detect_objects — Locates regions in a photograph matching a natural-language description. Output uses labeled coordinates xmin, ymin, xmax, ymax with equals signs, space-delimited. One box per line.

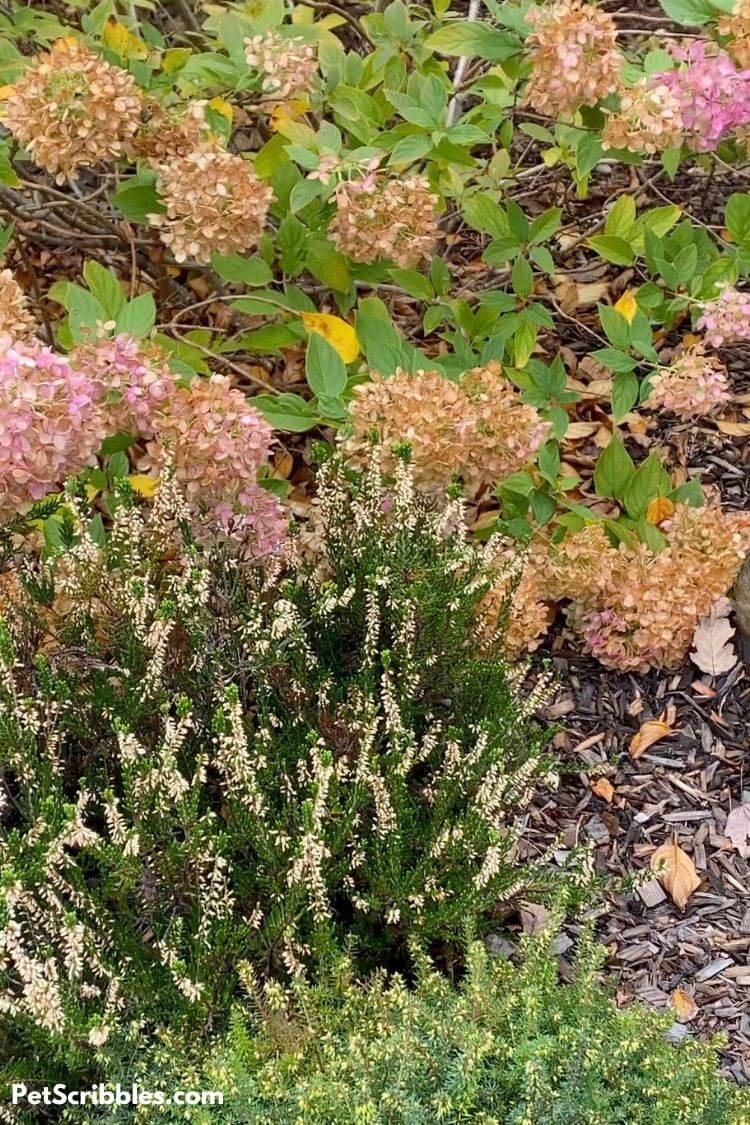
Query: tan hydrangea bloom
xmin=525 ymin=0 xmax=622 ymax=118
xmin=150 ymin=147 xmax=273 ymax=264
xmin=0 ymin=269 xmax=37 ymax=339
xmin=129 ymin=99 xmax=211 ymax=165
xmin=718 ymin=0 xmax=750 ymax=67
xmin=602 ymin=79 xmax=684 ymax=153
xmin=647 ymin=345 xmax=730 ymax=420
xmin=341 ymin=363 xmax=550 ymax=493
xmin=244 ymin=30 xmax=318 ymax=104
xmin=1 ymin=38 xmax=143 ymax=182
xmin=329 ymin=176 xmax=439 ymax=269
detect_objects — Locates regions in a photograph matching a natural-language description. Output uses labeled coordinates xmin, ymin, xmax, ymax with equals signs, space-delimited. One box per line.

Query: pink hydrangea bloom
xmin=144 ymin=374 xmax=286 ymax=558
xmin=73 ymin=334 xmax=178 ymax=436
xmin=0 ymin=334 xmax=107 ymax=512
xmin=654 ymin=42 xmax=750 ymax=151
xmin=648 ymin=345 xmax=730 ymax=419
xmin=696 ymin=287 xmax=750 ymax=347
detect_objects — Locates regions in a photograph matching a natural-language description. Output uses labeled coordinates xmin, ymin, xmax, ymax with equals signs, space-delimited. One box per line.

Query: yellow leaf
xmin=614 ymin=290 xmax=638 ymax=323
xmin=301 ymin=312 xmax=360 ymax=364
xmin=0 ymin=85 xmax=14 ymax=100
xmin=629 ymin=718 xmax=674 ymax=759
xmin=670 ymin=988 xmax=698 ymax=1022
xmin=85 ymin=484 xmax=101 ymax=503
xmin=208 ymin=96 xmax=234 ymax=124
xmin=102 ymin=20 xmax=149 ymax=61
xmin=128 ymin=474 xmax=158 ymax=500
xmin=270 ymin=98 xmax=312 ymax=135
xmin=591 ymin=778 xmax=614 ymax=803
xmin=650 ymin=841 xmax=701 ymax=910
xmin=646 ymin=496 xmax=675 ymax=525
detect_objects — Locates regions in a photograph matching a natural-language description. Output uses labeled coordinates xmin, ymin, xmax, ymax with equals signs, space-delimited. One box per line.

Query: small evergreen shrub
xmin=0 ymin=459 xmax=557 ymax=1077
xmin=69 ymin=924 xmax=748 ymax=1125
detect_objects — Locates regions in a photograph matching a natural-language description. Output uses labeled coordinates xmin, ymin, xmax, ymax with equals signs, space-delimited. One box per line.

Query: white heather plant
xmin=0 ymin=458 xmax=564 ymax=1084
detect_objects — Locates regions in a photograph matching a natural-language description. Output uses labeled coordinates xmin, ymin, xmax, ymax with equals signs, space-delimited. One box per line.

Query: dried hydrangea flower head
xmin=342 ymin=362 xmax=549 ymax=492
xmin=0 ymin=335 xmax=107 ymax=512
xmin=329 ymin=172 xmax=439 ymax=269
xmin=697 ymin=286 xmax=750 ymax=347
xmin=0 ymin=269 xmax=37 ymax=339
xmin=129 ymin=99 xmax=211 ymax=165
xmin=524 ymin=0 xmax=622 ymax=117
xmin=647 ymin=345 xmax=730 ymax=420
xmin=245 ymin=30 xmax=318 ymax=104
xmin=150 ymin=147 xmax=273 ymax=264
xmin=1 ymin=38 xmax=143 ymax=182
xmin=72 ymin=333 xmax=178 ymax=437
xmin=718 ymin=0 xmax=750 ymax=67
xmin=655 ymin=42 xmax=750 ymax=151
xmin=330 ymin=167 xmax=440 ymax=267
xmin=602 ymin=78 xmax=684 ymax=153
xmin=143 ymin=374 xmax=285 ymax=558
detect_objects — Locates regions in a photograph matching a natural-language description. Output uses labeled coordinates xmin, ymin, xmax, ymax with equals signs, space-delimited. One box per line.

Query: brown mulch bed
xmin=527 ymin=649 xmax=750 ymax=1082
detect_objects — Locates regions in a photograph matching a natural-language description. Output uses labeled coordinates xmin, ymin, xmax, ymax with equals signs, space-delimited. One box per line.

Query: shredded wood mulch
xmin=526 ymin=647 xmax=750 ymax=1082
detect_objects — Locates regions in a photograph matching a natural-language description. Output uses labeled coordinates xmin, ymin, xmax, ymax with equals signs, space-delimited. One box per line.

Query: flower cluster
xmin=0 ymin=334 xmax=107 ymax=513
xmin=141 ymin=373 xmax=285 ymax=557
xmin=129 ymin=98 xmax=210 ymax=166
xmin=0 ymin=269 xmax=37 ymax=339
xmin=602 ymin=78 xmax=684 ymax=153
xmin=244 ymin=30 xmax=319 ymax=104
xmin=149 ymin=148 xmax=273 ymax=263
xmin=718 ymin=0 xmax=750 ymax=68
xmin=697 ymin=286 xmax=750 ymax=347
xmin=483 ymin=508 xmax=750 ymax=671
xmin=72 ymin=333 xmax=178 ymax=436
xmin=655 ymin=42 xmax=750 ymax=151
xmin=1 ymin=38 xmax=142 ymax=182
xmin=341 ymin=363 xmax=550 ymax=492
xmin=329 ymin=175 xmax=439 ymax=268
xmin=647 ymin=345 xmax=730 ymax=419
xmin=524 ymin=0 xmax=622 ymax=118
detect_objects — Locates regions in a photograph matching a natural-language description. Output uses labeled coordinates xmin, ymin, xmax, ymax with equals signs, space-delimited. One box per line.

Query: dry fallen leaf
xmin=670 ymin=988 xmax=698 ymax=1022
xmin=716 ymin=420 xmax=750 ymax=437
xmin=651 ymin=841 xmax=701 ymax=909
xmin=630 ymin=718 xmax=674 ymax=759
xmin=591 ymin=777 xmax=615 ymax=802
xmin=690 ymin=598 xmax=738 ymax=677
xmin=724 ymin=804 xmax=750 ymax=858
xmin=646 ymin=496 xmax=675 ymax=525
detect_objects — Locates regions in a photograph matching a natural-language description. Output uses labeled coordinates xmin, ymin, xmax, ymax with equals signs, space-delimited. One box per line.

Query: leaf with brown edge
xmin=630 ymin=719 xmax=673 ymax=759
xmin=650 ymin=841 xmax=701 ymax=909
xmin=670 ymin=988 xmax=698 ymax=1022
xmin=591 ymin=778 xmax=614 ymax=803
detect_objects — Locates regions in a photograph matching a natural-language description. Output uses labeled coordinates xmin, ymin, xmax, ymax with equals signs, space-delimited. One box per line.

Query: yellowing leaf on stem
xmin=301 ymin=312 xmax=360 ymax=364
xmin=208 ymin=96 xmax=234 ymax=124
xmin=614 ymin=290 xmax=638 ymax=323
xmin=646 ymin=496 xmax=675 ymax=525
xmin=270 ymin=98 xmax=311 ymax=134
xmin=650 ymin=840 xmax=701 ymax=909
xmin=629 ymin=718 xmax=674 ymax=759
xmin=102 ymin=20 xmax=149 ymax=60
xmin=128 ymin=474 xmax=158 ymax=500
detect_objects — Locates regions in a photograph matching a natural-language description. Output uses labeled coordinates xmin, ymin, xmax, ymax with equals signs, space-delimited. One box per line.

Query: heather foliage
xmin=0 ymin=460 xmax=558 ymax=1077
xmin=70 ymin=923 xmax=745 ymax=1125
